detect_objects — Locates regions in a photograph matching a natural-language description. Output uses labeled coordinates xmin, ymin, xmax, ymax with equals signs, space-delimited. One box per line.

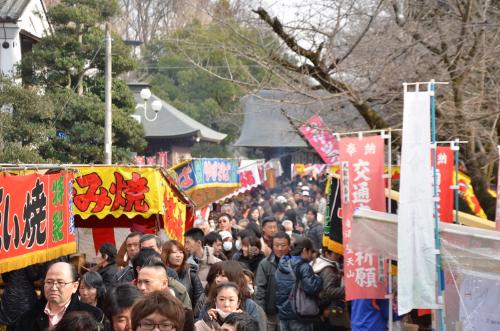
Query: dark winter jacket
xmin=198 ymin=298 xmax=267 ymax=331
xmin=15 ymin=293 xmax=104 ymax=331
xmin=235 ymin=252 xmax=265 ymax=273
xmin=306 ymin=220 xmax=324 ymax=251
xmin=98 ymin=263 xmax=119 ymax=289
xmin=112 ymin=264 xmax=134 ymax=284
xmin=254 ymin=253 xmax=279 ymax=315
xmin=311 ymin=256 xmax=345 ymax=308
xmin=178 ymin=264 xmax=204 ymax=310
xmin=0 ymin=264 xmax=44 ymax=328
xmin=275 ymin=255 xmax=323 ymax=320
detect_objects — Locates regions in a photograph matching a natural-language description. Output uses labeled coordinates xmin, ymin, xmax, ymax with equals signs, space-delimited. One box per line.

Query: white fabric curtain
xmin=397 ymin=87 xmax=438 ymax=313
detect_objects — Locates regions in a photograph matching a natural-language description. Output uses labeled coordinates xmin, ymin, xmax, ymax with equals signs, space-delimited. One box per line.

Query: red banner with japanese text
xmin=433 ymin=146 xmax=454 ymax=223
xmin=0 ymin=172 xmax=75 ymax=273
xmin=339 ymin=135 xmax=387 ymax=300
xmin=299 ymin=114 xmax=340 ymax=165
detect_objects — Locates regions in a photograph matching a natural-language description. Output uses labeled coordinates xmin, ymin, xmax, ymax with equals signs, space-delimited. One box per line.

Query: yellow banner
xmin=73 ymin=167 xmax=165 ymax=220
xmin=163 ymin=185 xmax=187 ymax=243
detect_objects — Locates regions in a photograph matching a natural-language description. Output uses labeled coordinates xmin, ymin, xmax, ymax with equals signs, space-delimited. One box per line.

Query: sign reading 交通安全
xmin=339 ymin=135 xmax=387 ymax=300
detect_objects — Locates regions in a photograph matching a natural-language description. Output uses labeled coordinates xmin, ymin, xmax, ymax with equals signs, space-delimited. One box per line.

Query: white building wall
xmin=0 ymin=0 xmax=50 ymax=78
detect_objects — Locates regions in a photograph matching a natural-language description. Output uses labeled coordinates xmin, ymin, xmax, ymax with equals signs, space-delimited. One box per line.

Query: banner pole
xmin=383 ymin=130 xmax=393 ymax=331
xmin=430 ymin=80 xmax=446 ymax=331
xmin=452 ymin=139 xmax=460 ymax=224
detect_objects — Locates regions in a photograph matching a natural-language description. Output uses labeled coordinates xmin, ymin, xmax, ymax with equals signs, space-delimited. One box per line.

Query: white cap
xmin=219 ymin=230 xmax=232 ymax=241
xmin=276 ymin=195 xmax=287 ymax=204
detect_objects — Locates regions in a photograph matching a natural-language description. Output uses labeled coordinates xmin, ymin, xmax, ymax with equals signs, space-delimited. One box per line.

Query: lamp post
xmin=137 ymin=88 xmax=162 ymax=122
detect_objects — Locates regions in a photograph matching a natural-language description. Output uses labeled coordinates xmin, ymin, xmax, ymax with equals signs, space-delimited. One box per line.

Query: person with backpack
xmin=275 ymin=237 xmax=323 ymax=331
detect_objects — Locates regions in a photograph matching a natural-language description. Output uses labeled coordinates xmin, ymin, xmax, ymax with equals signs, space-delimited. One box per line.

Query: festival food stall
xmin=0 ymin=168 xmax=75 ymax=273
xmin=73 ymin=165 xmax=194 ymax=258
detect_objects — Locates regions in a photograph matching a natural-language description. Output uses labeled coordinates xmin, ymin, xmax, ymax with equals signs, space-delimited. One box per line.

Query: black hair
xmin=54 ymin=311 xmax=100 ymax=331
xmin=184 ymin=227 xmax=205 ymax=243
xmin=218 ymin=212 xmax=232 ymax=221
xmin=223 ymin=312 xmax=259 ymax=331
xmin=131 ymin=248 xmax=162 ymax=279
xmin=126 ymin=231 xmax=143 ymax=241
xmin=103 ymin=283 xmax=142 ymax=321
xmin=238 ymin=229 xmax=257 ymax=241
xmin=271 ymin=203 xmax=285 ymax=214
xmin=204 ymin=231 xmax=223 ymax=246
xmin=290 ymin=237 xmax=314 ymax=256
xmin=261 ymin=216 xmax=277 ymax=228
xmin=272 ymin=231 xmax=291 ymax=246
xmin=80 ymin=271 xmax=106 ymax=308
xmin=98 ymin=243 xmax=117 ymax=264
xmin=306 ymin=207 xmax=318 ymax=218
xmin=140 ymin=260 xmax=169 ymax=278
xmin=245 ymin=222 xmax=262 ymax=238
xmin=284 ymin=209 xmax=297 ymax=224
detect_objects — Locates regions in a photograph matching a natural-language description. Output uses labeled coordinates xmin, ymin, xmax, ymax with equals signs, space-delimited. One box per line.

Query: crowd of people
xmin=0 ymin=175 xmax=385 ymax=331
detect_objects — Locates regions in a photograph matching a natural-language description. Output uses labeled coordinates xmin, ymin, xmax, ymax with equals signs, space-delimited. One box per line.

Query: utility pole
xmin=104 ymin=22 xmax=112 ymax=164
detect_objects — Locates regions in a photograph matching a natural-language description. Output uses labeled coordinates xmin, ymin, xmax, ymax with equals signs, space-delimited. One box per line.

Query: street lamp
xmin=137 ymin=88 xmax=162 ymax=122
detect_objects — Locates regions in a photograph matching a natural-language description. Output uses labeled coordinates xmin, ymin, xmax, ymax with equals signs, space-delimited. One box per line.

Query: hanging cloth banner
xmin=398 ymin=88 xmax=438 ymax=314
xmin=322 ymin=175 xmax=344 ymax=254
xmin=433 ymin=146 xmax=455 ymax=223
xmin=339 ymin=135 xmax=387 ymax=300
xmin=173 ymin=159 xmax=240 ymax=208
xmin=0 ymin=172 xmax=76 ymax=273
xmin=299 ymin=114 xmax=340 ymax=165
xmin=73 ymin=167 xmax=165 ymax=220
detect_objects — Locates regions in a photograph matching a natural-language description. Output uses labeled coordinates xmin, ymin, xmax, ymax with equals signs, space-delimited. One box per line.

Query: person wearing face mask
xmin=194 ymin=283 xmax=244 ymax=331
xmin=233 ymin=232 xmax=265 ymax=274
xmin=282 ymin=220 xmax=302 ymax=244
xmin=219 ymin=230 xmax=237 ymax=260
xmin=241 ymin=270 xmax=255 ymax=298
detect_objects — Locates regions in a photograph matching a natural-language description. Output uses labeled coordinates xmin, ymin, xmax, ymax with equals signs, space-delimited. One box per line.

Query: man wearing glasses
xmin=16 ymin=262 xmax=104 ymax=331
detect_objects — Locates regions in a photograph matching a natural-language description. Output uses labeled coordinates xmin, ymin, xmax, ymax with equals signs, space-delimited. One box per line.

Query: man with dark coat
xmin=305 ymin=208 xmax=323 ymax=252
xmin=255 ymin=232 xmax=291 ymax=331
xmin=275 ymin=238 xmax=322 ymax=331
xmin=16 ymin=262 xmax=104 ymax=331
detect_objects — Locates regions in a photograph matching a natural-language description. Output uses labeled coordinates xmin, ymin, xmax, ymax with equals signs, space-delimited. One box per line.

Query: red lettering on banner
xmin=73 ymin=173 xmax=111 ymax=213
xmin=178 ymin=166 xmax=194 ymax=189
xmin=239 ymin=170 xmax=255 ymax=188
xmin=74 ymin=172 xmax=151 ymax=213
xmin=109 ymin=172 xmax=150 ymax=213
xmin=340 ymin=135 xmax=387 ymax=300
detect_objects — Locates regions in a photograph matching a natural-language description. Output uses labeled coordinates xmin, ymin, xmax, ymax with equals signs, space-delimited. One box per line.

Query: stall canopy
xmin=171 ymin=159 xmax=240 ymax=208
xmin=351 ymin=209 xmax=500 ymax=329
xmin=0 ymin=170 xmax=75 ymax=273
xmin=73 ymin=166 xmax=194 ymax=256
xmin=216 ymin=160 xmax=264 ymax=203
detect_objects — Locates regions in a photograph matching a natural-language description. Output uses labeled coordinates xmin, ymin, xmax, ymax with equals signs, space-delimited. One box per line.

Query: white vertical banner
xmin=398 ymin=86 xmax=438 ymax=314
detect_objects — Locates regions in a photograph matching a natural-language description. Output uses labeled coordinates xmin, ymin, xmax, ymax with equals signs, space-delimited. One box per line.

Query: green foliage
xmin=0 ymin=82 xmax=55 ymax=163
xmin=15 ymin=0 xmax=146 ymax=164
xmin=40 ymin=89 xmax=145 ymax=164
xmin=143 ymin=20 xmax=278 ymax=156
